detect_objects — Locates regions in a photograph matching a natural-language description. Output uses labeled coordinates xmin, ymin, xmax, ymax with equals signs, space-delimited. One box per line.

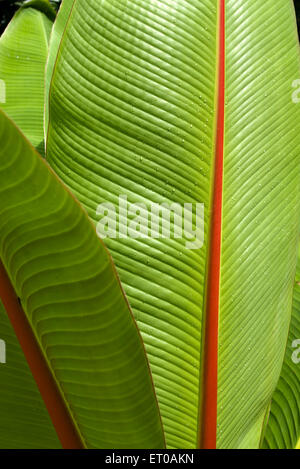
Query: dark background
xmin=0 ymin=0 xmax=299 ymax=38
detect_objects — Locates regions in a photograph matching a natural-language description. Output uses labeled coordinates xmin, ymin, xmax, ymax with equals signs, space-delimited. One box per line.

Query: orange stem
xmin=0 ymin=262 xmax=84 ymax=449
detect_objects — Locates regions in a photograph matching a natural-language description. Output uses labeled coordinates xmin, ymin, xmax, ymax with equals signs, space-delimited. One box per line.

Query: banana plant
xmin=0 ymin=0 xmax=299 ymax=450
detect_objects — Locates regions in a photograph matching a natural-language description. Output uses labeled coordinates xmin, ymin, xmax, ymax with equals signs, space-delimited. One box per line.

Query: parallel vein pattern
xmin=263 ymin=249 xmax=300 ymax=449
xmin=46 ymin=0 xmax=218 ymax=448
xmin=0 ymin=109 xmax=164 ymax=449
xmin=218 ymin=0 xmax=300 ymax=448
xmin=0 ymin=300 xmax=61 ymax=449
xmin=0 ymin=7 xmax=53 ymax=150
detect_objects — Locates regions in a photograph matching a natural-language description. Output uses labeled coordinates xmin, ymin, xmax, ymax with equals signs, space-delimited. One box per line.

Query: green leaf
xmin=0 ymin=6 xmax=53 ymax=152
xmin=45 ymin=0 xmax=75 ymax=136
xmin=217 ymin=0 xmax=300 ymax=449
xmin=47 ymin=0 xmax=218 ymax=449
xmin=0 ymin=108 xmax=165 ymax=449
xmin=46 ymin=0 xmax=300 ymax=449
xmin=0 ymin=300 xmax=61 ymax=449
xmin=262 ymin=246 xmax=300 ymax=449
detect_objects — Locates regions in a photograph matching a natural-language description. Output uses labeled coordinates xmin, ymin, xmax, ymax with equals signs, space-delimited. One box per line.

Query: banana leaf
xmin=0 ymin=1 xmax=54 ymax=153
xmin=45 ymin=0 xmax=74 ymax=136
xmin=44 ymin=0 xmax=300 ymax=449
xmin=0 ymin=108 xmax=164 ymax=449
xmin=0 ymin=0 xmax=299 ymax=449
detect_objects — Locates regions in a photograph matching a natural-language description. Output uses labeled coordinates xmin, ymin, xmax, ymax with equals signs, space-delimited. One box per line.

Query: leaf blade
xmin=263 ymin=246 xmax=300 ymax=449
xmin=0 ymin=300 xmax=61 ymax=449
xmin=46 ymin=0 xmax=219 ymax=449
xmin=218 ymin=0 xmax=300 ymax=449
xmin=45 ymin=0 xmax=300 ymax=449
xmin=0 ymin=108 xmax=165 ymax=449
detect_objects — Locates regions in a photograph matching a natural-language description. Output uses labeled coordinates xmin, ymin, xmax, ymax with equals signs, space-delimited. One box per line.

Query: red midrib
xmin=200 ymin=0 xmax=225 ymax=449
xmin=0 ymin=2 xmax=225 ymax=451
xmin=0 ymin=262 xmax=84 ymax=449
